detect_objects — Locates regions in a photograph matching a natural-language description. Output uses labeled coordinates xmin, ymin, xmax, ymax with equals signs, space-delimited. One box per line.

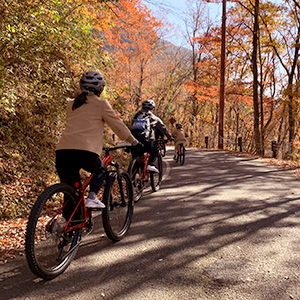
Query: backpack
xmin=132 ymin=111 xmax=151 ymax=141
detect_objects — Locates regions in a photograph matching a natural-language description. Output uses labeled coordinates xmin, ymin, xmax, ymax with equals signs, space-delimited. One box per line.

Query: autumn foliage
xmin=0 ymin=0 xmax=182 ymax=219
xmin=1 ymin=0 xmax=300 ymax=221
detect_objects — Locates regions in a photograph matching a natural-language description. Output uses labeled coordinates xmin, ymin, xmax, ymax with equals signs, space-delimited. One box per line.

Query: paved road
xmin=1 ymin=148 xmax=300 ymax=300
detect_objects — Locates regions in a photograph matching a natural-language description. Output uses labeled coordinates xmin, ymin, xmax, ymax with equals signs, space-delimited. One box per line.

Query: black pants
xmin=56 ymin=149 xmax=106 ymax=219
xmin=131 ymin=136 xmax=158 ymax=165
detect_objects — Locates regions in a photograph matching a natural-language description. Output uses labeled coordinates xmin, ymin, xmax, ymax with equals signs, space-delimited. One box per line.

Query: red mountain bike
xmin=174 ymin=143 xmax=185 ymax=165
xmin=25 ymin=146 xmax=133 ymax=280
xmin=128 ymin=140 xmax=167 ymax=202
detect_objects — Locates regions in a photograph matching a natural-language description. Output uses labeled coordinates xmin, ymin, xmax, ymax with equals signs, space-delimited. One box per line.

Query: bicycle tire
xmin=150 ymin=154 xmax=162 ymax=192
xmin=102 ymin=170 xmax=134 ymax=241
xmin=25 ymin=183 xmax=82 ymax=280
xmin=180 ymin=144 xmax=185 ymax=165
xmin=128 ymin=158 xmax=143 ymax=202
xmin=176 ymin=145 xmax=180 ymax=163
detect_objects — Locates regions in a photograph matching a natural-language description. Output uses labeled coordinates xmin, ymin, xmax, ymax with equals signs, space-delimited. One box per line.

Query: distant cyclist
xmin=131 ymin=99 xmax=173 ymax=173
xmin=172 ymin=123 xmax=187 ymax=159
xmin=56 ymin=71 xmax=140 ymax=217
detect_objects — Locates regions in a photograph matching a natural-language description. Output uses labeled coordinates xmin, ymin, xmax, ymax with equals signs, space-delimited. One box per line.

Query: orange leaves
xmin=103 ymin=0 xmax=163 ymax=55
xmin=97 ymin=0 xmax=165 ymax=103
xmin=184 ymin=81 xmax=219 ymax=104
xmin=0 ymin=218 xmax=27 ymax=262
xmin=64 ymin=0 xmax=165 ymax=104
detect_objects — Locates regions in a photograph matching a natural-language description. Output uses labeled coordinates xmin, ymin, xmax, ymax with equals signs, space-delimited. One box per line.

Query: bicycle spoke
xmin=25 ymin=184 xmax=81 ymax=280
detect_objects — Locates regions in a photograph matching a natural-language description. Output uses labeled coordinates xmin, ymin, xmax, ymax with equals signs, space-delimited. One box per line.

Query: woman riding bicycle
xmin=172 ymin=123 xmax=187 ymax=159
xmin=131 ymin=99 xmax=173 ymax=173
xmin=56 ymin=71 xmax=139 ymax=219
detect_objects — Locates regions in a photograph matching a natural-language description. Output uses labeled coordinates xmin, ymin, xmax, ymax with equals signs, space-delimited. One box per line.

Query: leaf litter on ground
xmin=1 ymin=151 xmax=300 ymax=264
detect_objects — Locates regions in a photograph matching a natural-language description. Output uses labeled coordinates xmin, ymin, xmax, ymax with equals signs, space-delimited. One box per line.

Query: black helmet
xmin=142 ymin=99 xmax=155 ymax=110
xmin=176 ymin=123 xmax=182 ymax=129
xmin=80 ymin=71 xmax=105 ymax=93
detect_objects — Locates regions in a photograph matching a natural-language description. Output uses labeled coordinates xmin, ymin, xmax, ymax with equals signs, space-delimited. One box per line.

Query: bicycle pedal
xmin=87 ymin=207 xmax=102 ymax=212
xmin=90 ymin=210 xmax=102 ymax=217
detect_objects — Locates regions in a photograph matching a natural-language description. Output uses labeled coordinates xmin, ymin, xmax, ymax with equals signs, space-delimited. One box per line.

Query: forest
xmin=1 ymin=0 xmax=300 ymax=219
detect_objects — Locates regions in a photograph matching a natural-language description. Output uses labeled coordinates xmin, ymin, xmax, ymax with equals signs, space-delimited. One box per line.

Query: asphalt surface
xmin=1 ymin=148 xmax=300 ymax=300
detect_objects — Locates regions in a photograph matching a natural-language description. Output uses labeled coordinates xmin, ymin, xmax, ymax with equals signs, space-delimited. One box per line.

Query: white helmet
xmin=142 ymin=99 xmax=155 ymax=110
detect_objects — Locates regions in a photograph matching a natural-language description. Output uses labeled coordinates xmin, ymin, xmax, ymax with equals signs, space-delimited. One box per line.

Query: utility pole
xmin=218 ymin=0 xmax=226 ymax=150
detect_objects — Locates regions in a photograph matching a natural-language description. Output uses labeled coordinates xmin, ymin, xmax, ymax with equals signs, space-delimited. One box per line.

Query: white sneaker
xmin=86 ymin=197 xmax=106 ymax=209
xmin=147 ymin=165 xmax=159 ymax=173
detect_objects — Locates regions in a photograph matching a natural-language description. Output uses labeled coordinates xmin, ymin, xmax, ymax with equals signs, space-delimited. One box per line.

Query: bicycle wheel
xmin=102 ymin=170 xmax=134 ymax=241
xmin=176 ymin=145 xmax=180 ymax=163
xmin=128 ymin=158 xmax=143 ymax=202
xmin=150 ymin=154 xmax=162 ymax=192
xmin=25 ymin=183 xmax=82 ymax=280
xmin=180 ymin=144 xmax=185 ymax=165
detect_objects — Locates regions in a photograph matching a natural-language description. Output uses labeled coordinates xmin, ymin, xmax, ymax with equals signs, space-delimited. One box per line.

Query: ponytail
xmin=72 ymin=91 xmax=88 ymax=110
xmin=72 ymin=88 xmax=102 ymax=110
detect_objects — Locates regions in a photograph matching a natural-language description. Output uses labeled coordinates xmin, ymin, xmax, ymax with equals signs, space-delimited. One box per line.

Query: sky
xmin=142 ymin=0 xmax=224 ymax=47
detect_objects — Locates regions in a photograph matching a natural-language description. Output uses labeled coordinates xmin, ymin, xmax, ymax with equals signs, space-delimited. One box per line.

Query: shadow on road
xmin=2 ymin=149 xmax=300 ymax=300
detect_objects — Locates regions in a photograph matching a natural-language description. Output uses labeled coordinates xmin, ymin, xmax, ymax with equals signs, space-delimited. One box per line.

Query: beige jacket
xmin=172 ymin=128 xmax=186 ymax=143
xmin=56 ymin=94 xmax=135 ymax=155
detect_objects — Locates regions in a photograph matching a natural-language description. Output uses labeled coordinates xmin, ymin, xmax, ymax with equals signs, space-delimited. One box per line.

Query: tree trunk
xmin=218 ymin=0 xmax=226 ymax=150
xmin=252 ymin=0 xmax=262 ymax=155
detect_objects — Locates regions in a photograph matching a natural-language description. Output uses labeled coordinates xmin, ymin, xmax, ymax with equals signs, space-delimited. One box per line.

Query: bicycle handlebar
xmin=103 ymin=145 xmax=132 ymax=153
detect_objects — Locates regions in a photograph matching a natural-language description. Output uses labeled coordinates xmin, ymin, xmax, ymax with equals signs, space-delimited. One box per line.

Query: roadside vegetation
xmin=1 ymin=0 xmax=300 ymax=260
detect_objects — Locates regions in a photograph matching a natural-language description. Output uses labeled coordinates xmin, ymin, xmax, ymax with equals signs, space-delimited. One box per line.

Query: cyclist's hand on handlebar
xmin=131 ymin=139 xmax=144 ymax=151
xmin=135 ymin=141 xmax=144 ymax=148
xmin=131 ymin=139 xmax=140 ymax=146
xmin=125 ymin=146 xmax=131 ymax=153
xmin=169 ymin=136 xmax=175 ymax=142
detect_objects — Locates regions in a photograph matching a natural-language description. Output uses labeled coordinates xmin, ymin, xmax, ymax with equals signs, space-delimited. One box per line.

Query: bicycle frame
xmin=25 ymin=145 xmax=135 ymax=280
xmin=174 ymin=143 xmax=185 ymax=165
xmin=132 ymin=139 xmax=167 ymax=179
xmin=134 ymin=150 xmax=154 ymax=177
xmin=157 ymin=139 xmax=164 ymax=150
xmin=46 ymin=147 xmax=122 ymax=234
xmin=140 ymin=152 xmax=150 ymax=181
xmin=177 ymin=144 xmax=182 ymax=155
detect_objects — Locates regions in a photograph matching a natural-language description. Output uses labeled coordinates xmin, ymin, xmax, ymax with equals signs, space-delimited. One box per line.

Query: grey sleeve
xmin=154 ymin=115 xmax=172 ymax=139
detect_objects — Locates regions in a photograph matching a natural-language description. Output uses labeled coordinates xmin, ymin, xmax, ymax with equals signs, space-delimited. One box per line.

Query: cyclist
xmin=131 ymin=99 xmax=173 ymax=173
xmin=56 ymin=71 xmax=140 ymax=217
xmin=172 ymin=123 xmax=187 ymax=159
